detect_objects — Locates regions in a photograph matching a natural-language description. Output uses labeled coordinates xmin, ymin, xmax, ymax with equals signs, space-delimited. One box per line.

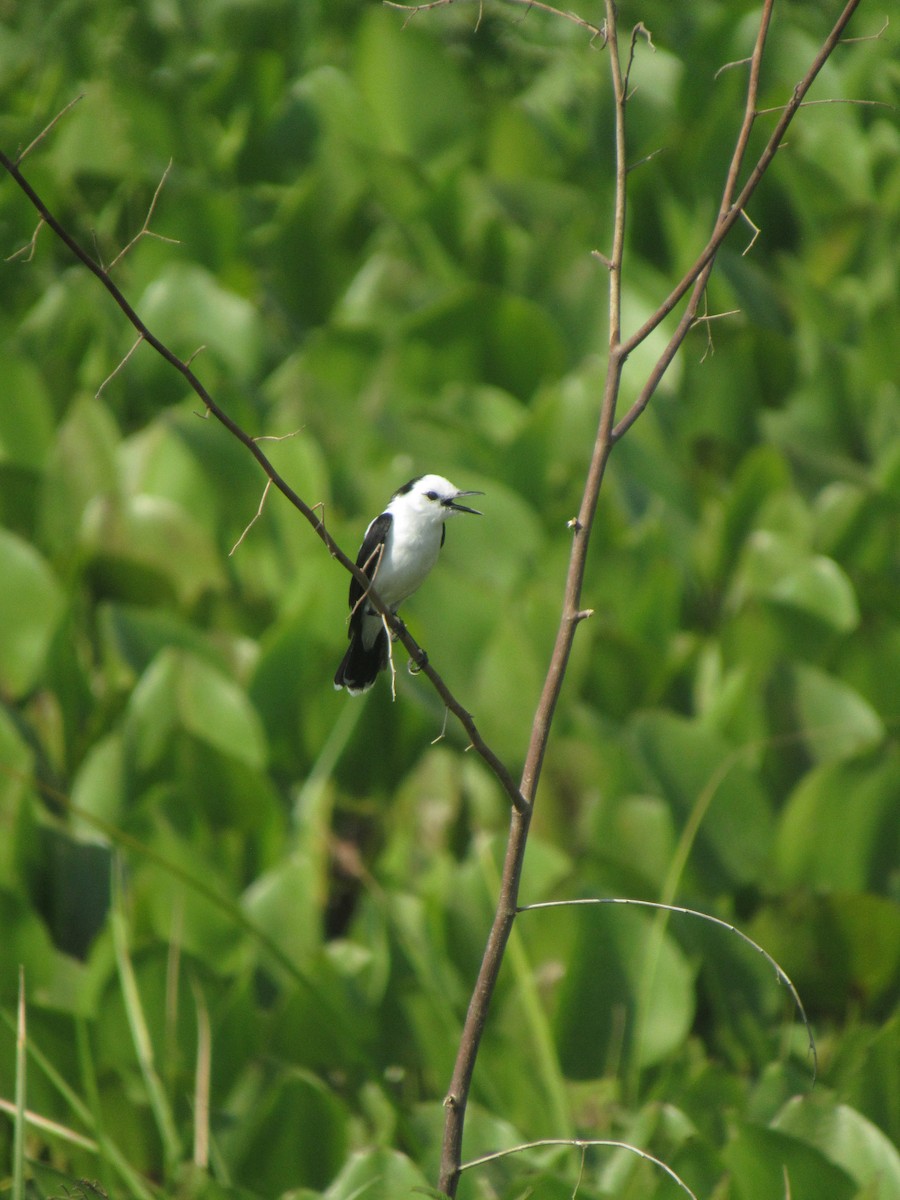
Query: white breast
xmin=377 ymin=510 xmax=443 ymax=609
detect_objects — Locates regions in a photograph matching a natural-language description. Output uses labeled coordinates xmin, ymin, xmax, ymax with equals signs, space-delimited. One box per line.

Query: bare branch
xmin=95 ymin=334 xmax=144 ymax=399
xmin=16 ymin=93 xmax=84 ymax=165
xmin=715 ymin=56 xmax=753 ymax=80
xmin=6 ymin=217 xmax=45 ymax=262
xmin=519 ymin=897 xmax=817 ymax=1081
xmin=612 ymin=0 xmax=864 ymax=442
xmin=384 ymin=613 xmax=398 ymax=702
xmin=623 ymin=21 xmax=654 ymax=97
xmin=841 ymin=15 xmax=889 ymax=43
xmin=437 ymin=3 xmax=862 ymax=1192
xmin=108 ymin=159 xmax=181 ymax=271
xmin=461 ymin=1138 xmax=700 ymax=1200
xmin=230 ymin=479 xmax=272 ymax=556
xmin=756 ymin=96 xmax=897 ymax=116
xmin=740 ymin=206 xmax=761 ymax=256
xmin=385 ymin=0 xmax=607 ymax=41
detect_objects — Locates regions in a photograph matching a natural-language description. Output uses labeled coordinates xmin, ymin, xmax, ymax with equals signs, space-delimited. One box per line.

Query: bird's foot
xmin=408 ymin=648 xmax=428 ymax=675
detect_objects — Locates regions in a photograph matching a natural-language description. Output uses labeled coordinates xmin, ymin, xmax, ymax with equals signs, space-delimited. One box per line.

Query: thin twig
xmin=461 ymin=1138 xmax=699 ymax=1200
xmin=519 ymin=897 xmax=817 ymax=1080
xmin=16 ymin=93 xmax=84 ymax=164
xmin=6 ymin=217 xmax=45 ymax=262
xmin=95 ymin=333 xmax=144 ymax=398
xmin=230 ymin=478 xmax=272 ymax=556
xmin=384 ymin=0 xmax=606 ymax=40
xmin=756 ymin=96 xmax=896 ymax=115
xmin=384 ymin=613 xmax=398 ymax=701
xmin=612 ymin=0 xmax=864 ymax=442
xmin=740 ymin=207 xmax=761 ymax=255
xmin=108 ymin=159 xmax=180 ymax=270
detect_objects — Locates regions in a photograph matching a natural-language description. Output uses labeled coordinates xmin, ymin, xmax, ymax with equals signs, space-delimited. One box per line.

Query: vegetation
xmin=0 ymin=2 xmax=898 ymax=1198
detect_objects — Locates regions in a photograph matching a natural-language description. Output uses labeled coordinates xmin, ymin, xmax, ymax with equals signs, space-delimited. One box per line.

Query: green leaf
xmin=81 ymin=492 xmax=226 ymax=607
xmin=354 ymin=10 xmax=472 ymax=161
xmin=724 ymin=1120 xmax=856 ymax=1200
xmin=0 ymin=529 xmax=65 ymax=697
xmin=554 ymin=903 xmax=695 ymax=1076
xmin=137 ymin=264 xmax=264 ymax=379
xmin=37 ymin=394 xmax=122 ymax=557
xmin=730 ymin=531 xmax=859 ymax=632
xmin=776 ymin=749 xmax=900 ymax=892
xmin=0 ymin=356 xmax=55 ymax=470
xmin=127 ymin=649 xmax=267 ymax=772
xmin=229 ymin=1068 xmax=349 ymax=1193
xmin=322 ymin=1148 xmax=431 ymax=1200
xmin=241 ymin=853 xmax=323 ymax=970
xmin=774 ymin=1095 xmax=900 ymax=1200
xmin=632 ymin=712 xmax=774 ymax=890
xmin=790 ymin=662 xmax=883 ymax=762
xmin=0 ymin=710 xmax=36 ymax=890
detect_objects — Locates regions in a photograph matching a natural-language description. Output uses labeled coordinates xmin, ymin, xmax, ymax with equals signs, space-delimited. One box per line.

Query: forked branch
xmin=436 ymin=0 xmax=863 ymax=1194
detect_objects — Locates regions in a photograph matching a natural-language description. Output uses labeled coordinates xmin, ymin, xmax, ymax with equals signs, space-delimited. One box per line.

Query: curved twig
xmin=518 ymin=897 xmax=818 ymax=1080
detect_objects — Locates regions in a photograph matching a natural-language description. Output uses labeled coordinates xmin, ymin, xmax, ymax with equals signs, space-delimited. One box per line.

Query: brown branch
xmin=436 ymin=0 xmax=864 ymax=1193
xmin=612 ymin=0 xmax=864 ymax=442
xmin=384 ymin=0 xmax=607 ymax=41
xmin=0 ymin=140 xmax=526 ymax=817
xmin=107 ymin=159 xmax=180 ymax=271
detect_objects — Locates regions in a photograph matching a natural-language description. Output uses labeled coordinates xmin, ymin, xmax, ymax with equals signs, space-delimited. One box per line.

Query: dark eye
xmin=425 ymin=490 xmax=439 ymax=501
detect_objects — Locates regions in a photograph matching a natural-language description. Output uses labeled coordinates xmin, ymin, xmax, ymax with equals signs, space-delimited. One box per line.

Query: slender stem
xmin=437 ymin=0 xmax=864 ymax=1192
xmin=438 ymin=6 xmax=628 ymax=1192
xmin=613 ymin=0 xmax=863 ymax=438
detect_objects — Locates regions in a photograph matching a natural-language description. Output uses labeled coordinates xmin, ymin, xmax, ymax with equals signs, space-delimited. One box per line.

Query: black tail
xmin=333 ymin=625 xmax=388 ymax=694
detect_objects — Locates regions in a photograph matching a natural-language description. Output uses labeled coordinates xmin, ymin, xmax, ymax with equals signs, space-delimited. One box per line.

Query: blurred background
xmin=0 ymin=1 xmax=898 ymax=1197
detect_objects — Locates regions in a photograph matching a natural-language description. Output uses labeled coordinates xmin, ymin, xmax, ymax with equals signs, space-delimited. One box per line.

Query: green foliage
xmin=1 ymin=1 xmax=898 ymax=1198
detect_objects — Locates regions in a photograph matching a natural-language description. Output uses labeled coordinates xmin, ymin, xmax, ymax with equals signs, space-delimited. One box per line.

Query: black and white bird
xmin=334 ymin=474 xmax=483 ymax=695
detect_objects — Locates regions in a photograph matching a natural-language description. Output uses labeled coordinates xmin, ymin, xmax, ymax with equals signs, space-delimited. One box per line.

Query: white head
xmin=388 ymin=474 xmax=483 ymax=522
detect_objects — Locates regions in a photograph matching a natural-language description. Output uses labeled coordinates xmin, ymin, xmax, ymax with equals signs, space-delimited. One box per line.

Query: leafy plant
xmin=1 ymin=1 xmax=898 ymax=1198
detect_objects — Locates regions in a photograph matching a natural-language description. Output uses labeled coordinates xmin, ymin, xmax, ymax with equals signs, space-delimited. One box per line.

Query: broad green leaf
xmin=730 ymin=531 xmax=859 ymax=632
xmin=632 ymin=711 xmax=774 ymax=890
xmin=229 ymin=1068 xmax=349 ymax=1193
xmin=323 ymin=1148 xmax=430 ymax=1200
xmin=97 ymin=603 xmax=228 ymax=686
xmin=775 ymin=1095 xmax=900 ymax=1200
xmin=37 ymin=823 xmax=112 ymax=960
xmin=138 ymin=264 xmax=264 ymax=379
xmin=790 ymin=662 xmax=883 ymax=761
xmin=81 ymin=492 xmax=226 ymax=607
xmin=724 ymin=1120 xmax=856 ymax=1200
xmin=241 ymin=853 xmax=322 ymax=970
xmin=0 ymin=356 xmax=55 ymax=469
xmin=71 ymin=733 xmax=127 ymax=833
xmin=0 ymin=890 xmax=63 ymax=1006
xmin=354 ymin=9 xmax=472 ymax=161
xmin=0 ymin=709 xmax=36 ymax=889
xmin=554 ymin=903 xmax=695 ymax=1076
xmin=750 ymin=892 xmax=900 ymax=1013
xmin=127 ymin=649 xmax=267 ymax=772
xmin=473 ymin=616 xmax=545 ymax=766
xmin=0 ymin=529 xmax=65 ymax=697
xmin=37 ymin=394 xmax=121 ymax=557
xmin=776 ymin=750 xmax=900 ymax=892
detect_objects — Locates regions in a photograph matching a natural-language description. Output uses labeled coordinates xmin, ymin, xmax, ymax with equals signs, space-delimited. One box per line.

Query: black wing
xmin=349 ymin=512 xmax=392 ymax=610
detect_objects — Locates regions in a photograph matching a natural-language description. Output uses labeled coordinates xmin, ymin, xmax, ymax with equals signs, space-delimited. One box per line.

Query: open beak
xmin=444 ymin=490 xmax=483 ymax=516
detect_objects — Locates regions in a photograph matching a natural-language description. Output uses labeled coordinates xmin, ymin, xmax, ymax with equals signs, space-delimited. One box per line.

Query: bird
xmin=334 ymin=474 xmax=483 ymax=695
